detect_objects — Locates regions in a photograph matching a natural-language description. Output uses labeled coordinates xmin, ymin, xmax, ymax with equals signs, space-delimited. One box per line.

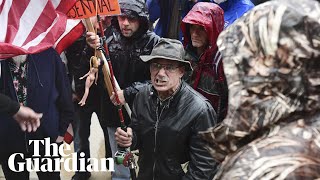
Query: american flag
xmin=0 ymin=0 xmax=84 ymax=59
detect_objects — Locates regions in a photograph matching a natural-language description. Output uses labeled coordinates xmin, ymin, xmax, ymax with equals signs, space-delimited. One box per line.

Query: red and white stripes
xmin=0 ymin=0 xmax=83 ymax=59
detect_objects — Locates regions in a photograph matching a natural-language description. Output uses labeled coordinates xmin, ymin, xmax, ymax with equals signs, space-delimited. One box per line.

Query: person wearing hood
xmin=146 ymin=0 xmax=214 ymax=40
xmin=86 ymin=0 xmax=160 ymax=179
xmin=213 ymin=0 xmax=254 ymax=28
xmin=181 ymin=2 xmax=228 ymax=122
xmin=0 ymin=50 xmax=74 ymax=180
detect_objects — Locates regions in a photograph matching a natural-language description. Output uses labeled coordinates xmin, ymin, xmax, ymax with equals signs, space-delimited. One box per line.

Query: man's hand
xmin=115 ymin=127 xmax=133 ymax=147
xmin=13 ymin=106 xmax=42 ymax=132
xmin=86 ymin=32 xmax=101 ymax=49
xmin=110 ymin=90 xmax=126 ymax=106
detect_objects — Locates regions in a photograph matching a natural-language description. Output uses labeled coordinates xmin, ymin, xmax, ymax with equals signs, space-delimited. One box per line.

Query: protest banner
xmin=67 ymin=0 xmax=121 ymax=19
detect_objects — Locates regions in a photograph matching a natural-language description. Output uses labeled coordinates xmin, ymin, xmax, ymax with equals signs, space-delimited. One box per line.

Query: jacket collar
xmin=150 ymin=81 xmax=185 ymax=108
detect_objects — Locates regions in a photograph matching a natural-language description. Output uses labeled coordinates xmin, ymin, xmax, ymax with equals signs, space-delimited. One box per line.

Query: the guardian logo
xmin=8 ymin=138 xmax=114 ymax=172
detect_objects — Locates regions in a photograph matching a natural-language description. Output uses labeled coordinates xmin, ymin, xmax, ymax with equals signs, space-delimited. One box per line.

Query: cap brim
xmin=140 ymin=55 xmax=193 ymax=71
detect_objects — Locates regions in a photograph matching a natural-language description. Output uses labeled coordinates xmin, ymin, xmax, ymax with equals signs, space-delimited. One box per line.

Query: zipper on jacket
xmin=153 ymin=99 xmax=165 ymax=180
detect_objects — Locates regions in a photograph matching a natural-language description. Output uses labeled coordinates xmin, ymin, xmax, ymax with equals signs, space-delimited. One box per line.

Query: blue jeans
xmin=107 ymin=127 xmax=131 ymax=180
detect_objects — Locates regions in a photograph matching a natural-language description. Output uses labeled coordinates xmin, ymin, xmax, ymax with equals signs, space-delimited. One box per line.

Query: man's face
xmin=150 ymin=59 xmax=185 ymax=98
xmin=190 ymin=24 xmax=209 ymax=48
xmin=117 ymin=15 xmax=140 ymax=37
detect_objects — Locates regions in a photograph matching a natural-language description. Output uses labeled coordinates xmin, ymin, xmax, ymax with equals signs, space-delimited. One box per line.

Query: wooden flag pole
xmin=84 ymin=18 xmax=112 ymax=95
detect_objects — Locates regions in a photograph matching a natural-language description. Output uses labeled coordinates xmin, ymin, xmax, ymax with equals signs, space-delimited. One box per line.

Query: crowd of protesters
xmin=1 ymin=0 xmax=319 ymax=179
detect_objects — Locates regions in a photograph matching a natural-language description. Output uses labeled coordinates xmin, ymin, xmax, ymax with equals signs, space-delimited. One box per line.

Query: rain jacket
xmin=0 ymin=48 xmax=74 ymax=154
xmin=217 ymin=0 xmax=254 ymax=28
xmin=181 ymin=3 xmax=228 ymax=123
xmin=146 ymin=0 xmax=213 ymax=39
xmin=130 ymin=81 xmax=218 ymax=180
xmin=97 ymin=0 xmax=159 ymax=127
